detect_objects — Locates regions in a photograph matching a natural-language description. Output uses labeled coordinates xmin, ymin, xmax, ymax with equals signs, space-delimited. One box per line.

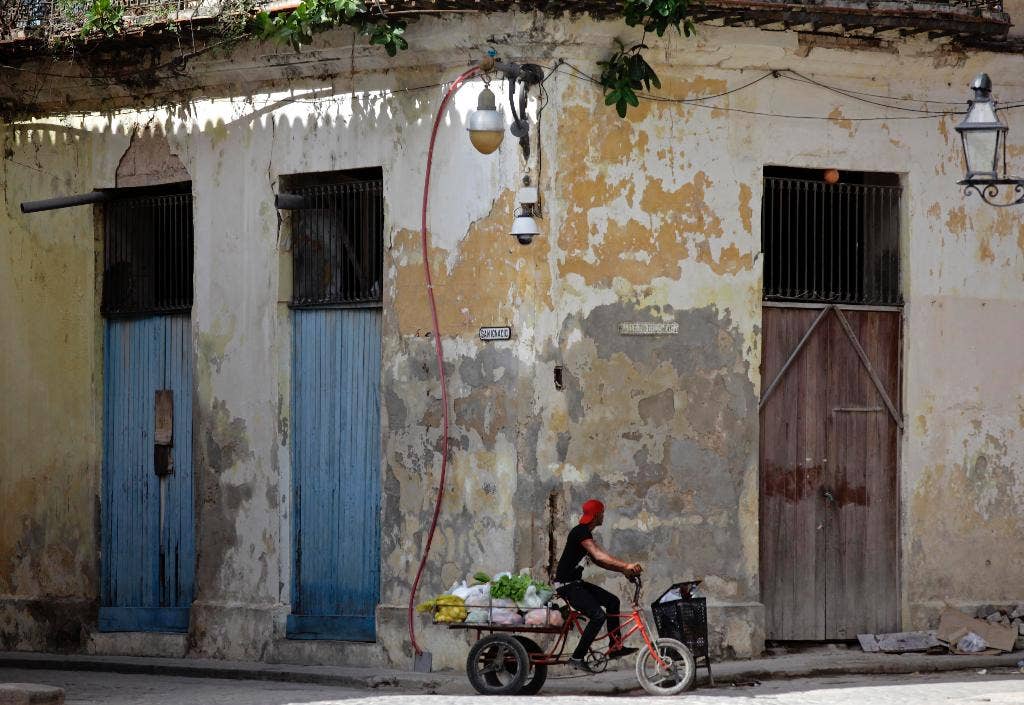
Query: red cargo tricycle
xmin=445 ymin=577 xmax=696 ymax=696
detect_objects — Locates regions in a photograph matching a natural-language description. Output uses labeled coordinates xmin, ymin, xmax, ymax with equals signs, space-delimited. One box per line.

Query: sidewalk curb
xmin=724 ymin=653 xmax=1024 ymax=681
xmin=605 ymin=652 xmax=1024 ymax=694
xmin=0 ymin=654 xmax=425 ymax=691
xmin=1 ymin=650 xmax=1021 ymax=694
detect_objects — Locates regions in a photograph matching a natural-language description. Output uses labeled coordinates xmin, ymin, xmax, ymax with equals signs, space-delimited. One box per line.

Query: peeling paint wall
xmin=0 ymin=120 xmax=124 ymax=651
xmin=2 ymin=11 xmax=1023 ymax=668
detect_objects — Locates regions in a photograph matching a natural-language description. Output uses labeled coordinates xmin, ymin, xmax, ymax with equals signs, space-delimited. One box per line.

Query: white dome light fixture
xmin=467 ymin=85 xmax=505 ymax=155
xmin=510 ymin=210 xmax=540 ymax=244
xmin=511 ymin=185 xmax=540 ymax=246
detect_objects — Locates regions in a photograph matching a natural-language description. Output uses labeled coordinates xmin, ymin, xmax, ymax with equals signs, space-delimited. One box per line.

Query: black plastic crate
xmin=650 ymin=582 xmax=713 ymax=683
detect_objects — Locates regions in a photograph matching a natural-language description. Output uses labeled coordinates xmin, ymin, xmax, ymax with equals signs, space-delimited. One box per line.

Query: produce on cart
xmin=415 ymin=594 xmax=467 ymax=623
xmin=427 ymin=575 xmax=699 ymax=696
xmin=421 ymin=569 xmax=562 ymax=626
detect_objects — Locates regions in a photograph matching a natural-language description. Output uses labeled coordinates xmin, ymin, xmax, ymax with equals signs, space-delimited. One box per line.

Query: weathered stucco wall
xmin=0 ymin=122 xmax=126 ymax=651
xmin=1 ymin=11 xmax=1022 ymax=668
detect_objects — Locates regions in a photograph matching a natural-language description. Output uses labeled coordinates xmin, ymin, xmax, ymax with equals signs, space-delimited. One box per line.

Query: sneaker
xmin=608 ymin=646 xmax=639 ymax=659
xmin=568 ymin=657 xmax=595 ymax=673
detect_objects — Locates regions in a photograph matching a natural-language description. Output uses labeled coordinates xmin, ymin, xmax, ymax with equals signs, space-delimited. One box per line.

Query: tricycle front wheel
xmin=635 ymin=637 xmax=695 ymax=696
xmin=466 ymin=634 xmax=530 ymax=695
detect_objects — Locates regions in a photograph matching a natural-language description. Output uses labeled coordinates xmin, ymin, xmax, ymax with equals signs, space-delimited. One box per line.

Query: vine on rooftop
xmin=598 ymin=40 xmax=660 ymax=118
xmin=600 ymin=0 xmax=696 ymax=117
xmin=253 ymin=0 xmax=408 ymax=56
xmin=81 ymin=0 xmax=125 ymax=37
xmin=256 ymin=0 xmax=697 ymax=116
xmin=26 ymin=0 xmax=697 ymax=118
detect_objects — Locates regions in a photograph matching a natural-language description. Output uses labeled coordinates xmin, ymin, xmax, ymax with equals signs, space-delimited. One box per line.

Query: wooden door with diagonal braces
xmin=759 ymin=304 xmax=901 ymax=640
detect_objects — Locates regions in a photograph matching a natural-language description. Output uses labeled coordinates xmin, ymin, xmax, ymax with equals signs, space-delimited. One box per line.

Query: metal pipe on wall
xmin=20 ymin=190 xmax=112 ymax=213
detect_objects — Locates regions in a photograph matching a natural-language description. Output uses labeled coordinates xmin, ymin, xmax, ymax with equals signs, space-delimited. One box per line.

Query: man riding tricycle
xmin=441 ymin=499 xmax=699 ymax=696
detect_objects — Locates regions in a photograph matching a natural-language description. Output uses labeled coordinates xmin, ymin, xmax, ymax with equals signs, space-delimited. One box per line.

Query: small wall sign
xmin=479 ymin=326 xmax=512 ymax=341
xmin=618 ymin=322 xmax=679 ymax=336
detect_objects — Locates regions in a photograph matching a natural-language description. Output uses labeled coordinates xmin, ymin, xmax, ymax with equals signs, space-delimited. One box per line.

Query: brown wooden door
xmin=760 ymin=305 xmax=901 ymax=640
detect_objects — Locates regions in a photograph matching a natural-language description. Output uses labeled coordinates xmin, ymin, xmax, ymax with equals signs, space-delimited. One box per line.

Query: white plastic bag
xmin=659 ymin=588 xmax=683 ymax=604
xmin=489 ymin=597 xmax=520 ymax=624
xmin=524 ymin=609 xmax=547 ymax=626
xmin=957 ymin=631 xmax=988 ymax=653
xmin=525 ymin=608 xmax=564 ymax=627
xmin=462 ymin=584 xmax=491 ymax=609
xmin=491 ymin=609 xmax=524 ymax=625
xmin=518 ymin=585 xmax=544 ymax=610
xmin=466 ymin=609 xmax=490 ymax=623
xmin=447 ymin=580 xmax=472 ymax=600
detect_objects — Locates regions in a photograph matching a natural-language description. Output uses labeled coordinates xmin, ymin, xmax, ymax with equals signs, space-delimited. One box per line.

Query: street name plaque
xmin=479 ymin=326 xmax=512 ymax=341
xmin=618 ymin=322 xmax=679 ymax=336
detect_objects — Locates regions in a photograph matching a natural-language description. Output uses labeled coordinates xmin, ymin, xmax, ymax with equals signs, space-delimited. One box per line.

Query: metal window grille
xmin=102 ymin=190 xmax=194 ymax=317
xmin=762 ymin=176 xmax=902 ymax=306
xmin=291 ymin=180 xmax=384 ymax=308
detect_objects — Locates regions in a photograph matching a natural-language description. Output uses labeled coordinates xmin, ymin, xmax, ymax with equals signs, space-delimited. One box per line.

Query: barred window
xmin=762 ymin=167 xmax=901 ymax=306
xmin=287 ymin=169 xmax=384 ymax=308
xmin=102 ymin=183 xmax=194 ymax=317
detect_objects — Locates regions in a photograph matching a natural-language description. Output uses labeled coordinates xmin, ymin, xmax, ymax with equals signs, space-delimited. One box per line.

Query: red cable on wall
xmin=408 ymin=65 xmax=483 ymax=656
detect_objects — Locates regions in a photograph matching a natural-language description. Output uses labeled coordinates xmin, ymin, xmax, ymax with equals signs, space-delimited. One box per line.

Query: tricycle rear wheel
xmin=513 ymin=636 xmax=548 ymax=695
xmin=466 ymin=634 xmax=530 ymax=695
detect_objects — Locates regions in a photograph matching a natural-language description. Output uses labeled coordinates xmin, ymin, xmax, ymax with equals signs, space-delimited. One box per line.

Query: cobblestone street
xmin=2 ymin=667 xmax=1023 ymax=705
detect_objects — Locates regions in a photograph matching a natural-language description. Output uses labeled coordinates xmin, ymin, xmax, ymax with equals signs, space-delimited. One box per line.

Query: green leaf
xmin=600 ymin=0 xmax=694 ymax=116
xmin=255 ymin=0 xmax=408 ymax=55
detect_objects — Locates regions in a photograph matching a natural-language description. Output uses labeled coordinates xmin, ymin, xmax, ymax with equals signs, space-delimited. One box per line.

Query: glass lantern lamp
xmin=955 ymin=73 xmax=1024 ymax=207
xmin=955 ymin=73 xmax=1007 ymax=181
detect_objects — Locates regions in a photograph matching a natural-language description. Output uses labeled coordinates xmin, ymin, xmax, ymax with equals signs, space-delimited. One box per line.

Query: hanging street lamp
xmin=466 ymin=57 xmax=544 ymax=159
xmin=955 ymin=73 xmax=1024 ymax=207
xmin=464 ymin=56 xmax=546 ymax=245
xmin=510 ymin=186 xmax=540 ymax=245
xmin=467 ymin=83 xmax=505 ymax=155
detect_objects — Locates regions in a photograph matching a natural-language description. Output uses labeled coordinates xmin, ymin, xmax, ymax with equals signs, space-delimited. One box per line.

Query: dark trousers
xmin=557 ymin=581 xmax=621 ymax=659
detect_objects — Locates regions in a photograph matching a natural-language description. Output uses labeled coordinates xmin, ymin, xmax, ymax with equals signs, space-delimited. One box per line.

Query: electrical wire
xmin=557 ymin=61 xmax=777 ymax=104
xmin=779 ymin=69 xmax=961 ymax=114
xmin=555 ymin=63 xmax=964 ymax=120
xmin=533 ymin=59 xmax=562 ymax=214
xmin=406 ymin=63 xmax=482 ymax=659
xmin=665 ymin=69 xmax=777 ymax=102
xmin=780 ymin=69 xmax=968 ymax=106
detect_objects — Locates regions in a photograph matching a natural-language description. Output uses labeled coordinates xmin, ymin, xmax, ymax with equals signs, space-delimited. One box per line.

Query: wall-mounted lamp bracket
xmin=473 ymin=58 xmax=544 ymax=160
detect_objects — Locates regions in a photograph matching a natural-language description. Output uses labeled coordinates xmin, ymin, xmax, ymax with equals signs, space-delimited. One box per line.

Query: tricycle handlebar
xmin=628 ymin=575 xmax=643 ymax=606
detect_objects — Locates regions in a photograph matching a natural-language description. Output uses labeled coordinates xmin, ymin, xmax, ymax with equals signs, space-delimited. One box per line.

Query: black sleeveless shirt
xmin=555 ymin=523 xmax=593 ymax=583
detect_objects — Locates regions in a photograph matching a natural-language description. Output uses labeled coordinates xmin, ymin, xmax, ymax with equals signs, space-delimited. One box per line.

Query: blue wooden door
xmin=288 ymin=308 xmax=382 ymax=641
xmin=100 ymin=315 xmax=194 ymax=632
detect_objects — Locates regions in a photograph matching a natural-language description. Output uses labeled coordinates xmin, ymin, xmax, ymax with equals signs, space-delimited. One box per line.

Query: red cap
xmin=580 ymin=499 xmax=604 ymax=525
